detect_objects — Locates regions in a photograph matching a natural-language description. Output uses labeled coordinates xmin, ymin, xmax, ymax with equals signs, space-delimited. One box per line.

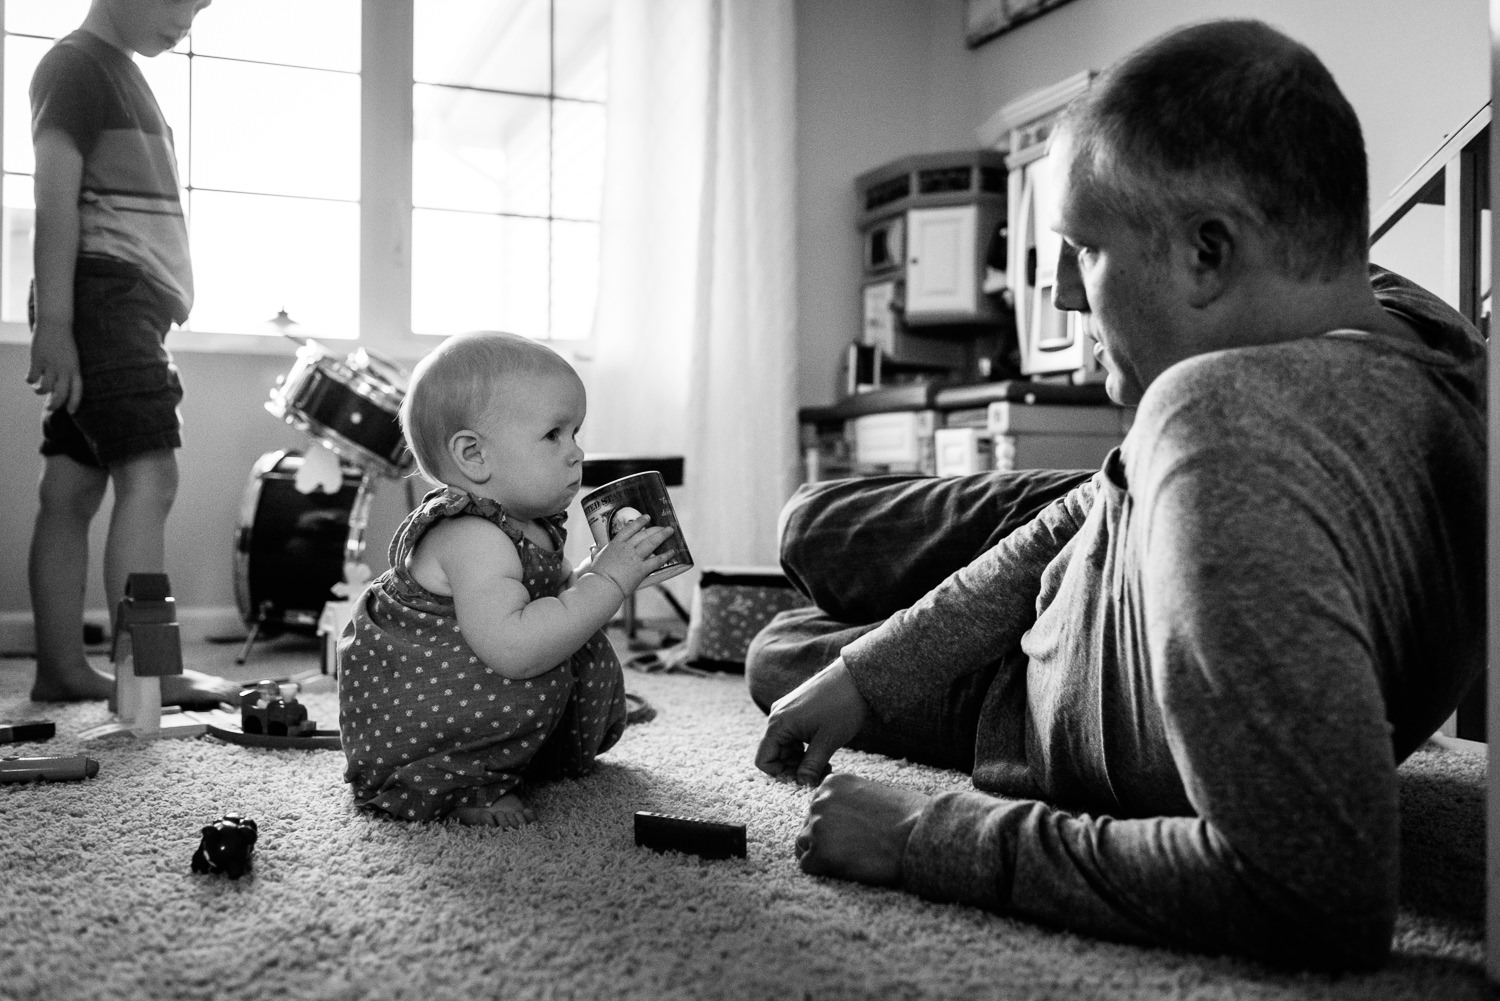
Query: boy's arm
xmin=30 ymin=128 xmax=84 ymax=414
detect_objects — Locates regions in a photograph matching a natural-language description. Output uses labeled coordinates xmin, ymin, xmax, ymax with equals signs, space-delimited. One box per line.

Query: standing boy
xmin=26 ymin=0 xmax=231 ymax=706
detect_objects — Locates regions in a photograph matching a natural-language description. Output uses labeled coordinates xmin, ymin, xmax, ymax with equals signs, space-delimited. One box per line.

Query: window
xmin=411 ymin=0 xmax=608 ymax=342
xmin=0 ymin=0 xmax=608 ymax=354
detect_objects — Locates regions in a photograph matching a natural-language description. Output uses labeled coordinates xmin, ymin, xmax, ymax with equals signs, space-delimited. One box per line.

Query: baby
xmin=337 ymin=331 xmax=675 ymax=826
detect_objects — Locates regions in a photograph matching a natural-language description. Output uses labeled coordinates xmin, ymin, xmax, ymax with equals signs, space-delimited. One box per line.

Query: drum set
xmin=233 ymin=339 xmax=415 ymax=663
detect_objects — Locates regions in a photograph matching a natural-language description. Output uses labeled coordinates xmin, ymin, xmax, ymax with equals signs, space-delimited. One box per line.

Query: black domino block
xmin=634 ymin=811 xmax=747 ymax=860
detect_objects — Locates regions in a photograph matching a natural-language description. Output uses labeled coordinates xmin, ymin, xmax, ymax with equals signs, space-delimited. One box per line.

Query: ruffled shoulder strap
xmin=386 ymin=486 xmax=525 ymax=570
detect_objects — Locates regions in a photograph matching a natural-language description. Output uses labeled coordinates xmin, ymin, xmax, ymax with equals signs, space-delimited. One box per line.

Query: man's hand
xmin=754 ymin=657 xmax=869 ymax=786
xmin=793 ymin=773 xmax=931 ymax=887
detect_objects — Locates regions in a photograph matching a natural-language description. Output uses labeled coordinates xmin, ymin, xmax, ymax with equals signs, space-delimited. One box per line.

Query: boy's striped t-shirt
xmin=30 ymin=29 xmax=192 ymax=322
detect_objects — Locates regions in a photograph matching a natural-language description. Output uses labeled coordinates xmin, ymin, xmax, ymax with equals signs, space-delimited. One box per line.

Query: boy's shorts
xmin=35 ymin=263 xmax=184 ymax=468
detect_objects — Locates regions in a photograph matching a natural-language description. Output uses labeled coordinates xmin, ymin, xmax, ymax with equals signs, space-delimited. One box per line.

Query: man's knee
xmin=775 ymin=483 xmax=828 ymax=587
xmin=745 ymin=618 xmax=801 ymax=713
xmin=745 ymin=606 xmax=880 ymax=714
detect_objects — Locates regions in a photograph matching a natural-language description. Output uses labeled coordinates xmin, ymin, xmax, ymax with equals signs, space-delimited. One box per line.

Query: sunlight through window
xmin=1 ymin=0 xmax=608 ymax=348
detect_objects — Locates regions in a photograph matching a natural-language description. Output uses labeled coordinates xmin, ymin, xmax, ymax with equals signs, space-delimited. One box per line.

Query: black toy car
xmin=191 ymin=814 xmax=257 ymax=879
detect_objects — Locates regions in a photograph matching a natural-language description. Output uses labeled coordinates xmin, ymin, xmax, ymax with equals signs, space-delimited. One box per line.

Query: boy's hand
xmin=27 ymin=324 xmax=82 ymax=413
xmin=589 ymin=514 xmax=676 ymax=595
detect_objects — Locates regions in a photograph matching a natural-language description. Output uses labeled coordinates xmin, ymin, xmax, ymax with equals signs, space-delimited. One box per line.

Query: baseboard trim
xmin=0 ymin=606 xmax=246 ymax=653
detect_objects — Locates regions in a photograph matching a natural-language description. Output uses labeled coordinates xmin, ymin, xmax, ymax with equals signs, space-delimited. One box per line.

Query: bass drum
xmin=234 ymin=449 xmax=363 ymax=634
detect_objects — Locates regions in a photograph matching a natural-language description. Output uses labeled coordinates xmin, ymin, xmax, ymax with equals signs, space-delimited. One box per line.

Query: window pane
xmin=2 ymin=35 xmax=48 ymax=174
xmin=189 ymin=191 xmax=358 ymax=339
xmin=412 ymin=209 xmax=548 ymax=338
xmin=1 ymin=173 xmax=33 ymax=323
xmin=5 ymin=0 xmax=88 ymax=38
xmin=8 ymin=39 xmax=192 ymax=180
xmin=191 ymin=59 xmax=358 ymax=201
xmin=415 ymin=0 xmax=549 ymax=94
xmin=551 ymin=220 xmax=597 ymax=340
xmin=136 ymin=53 xmax=192 ymax=186
xmin=554 ymin=0 xmax=609 ymax=101
xmin=188 ymin=0 xmax=359 ymax=72
xmin=552 ymin=100 xmax=604 ymax=220
xmin=413 ymin=85 xmax=548 ymax=215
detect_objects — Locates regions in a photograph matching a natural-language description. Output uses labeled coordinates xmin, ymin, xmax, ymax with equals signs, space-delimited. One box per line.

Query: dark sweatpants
xmin=745 ymin=468 xmax=1093 ymax=771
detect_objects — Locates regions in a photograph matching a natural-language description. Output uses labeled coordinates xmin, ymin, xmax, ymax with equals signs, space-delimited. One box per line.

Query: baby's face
xmin=465 ymin=367 xmax=587 ymax=519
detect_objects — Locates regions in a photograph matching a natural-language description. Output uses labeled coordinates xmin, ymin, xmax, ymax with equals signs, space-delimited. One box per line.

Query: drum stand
xmin=236 ymin=466 xmax=380 ymax=666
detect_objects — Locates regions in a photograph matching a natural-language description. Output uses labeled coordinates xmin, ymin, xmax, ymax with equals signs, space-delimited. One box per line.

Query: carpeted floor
xmin=0 ymin=632 xmax=1491 ymax=1001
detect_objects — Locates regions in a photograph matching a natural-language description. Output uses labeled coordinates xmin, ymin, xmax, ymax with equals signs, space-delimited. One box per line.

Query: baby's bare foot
xmin=453 ymin=793 xmax=537 ymax=829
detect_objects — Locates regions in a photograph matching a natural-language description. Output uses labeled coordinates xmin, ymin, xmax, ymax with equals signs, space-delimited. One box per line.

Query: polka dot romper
xmin=338 ymin=487 xmax=627 ymax=822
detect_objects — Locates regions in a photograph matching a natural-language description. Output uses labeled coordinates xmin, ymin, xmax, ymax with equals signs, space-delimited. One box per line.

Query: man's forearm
xmin=902 ymin=790 xmax=1395 ymax=970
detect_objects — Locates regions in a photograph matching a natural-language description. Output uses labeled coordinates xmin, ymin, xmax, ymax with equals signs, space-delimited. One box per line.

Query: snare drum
xmin=267 ymin=341 xmax=412 ymax=477
xmin=233 ymin=450 xmax=364 ymax=633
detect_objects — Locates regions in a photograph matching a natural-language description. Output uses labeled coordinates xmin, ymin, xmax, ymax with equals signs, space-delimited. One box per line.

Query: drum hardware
xmin=239 ymin=337 xmax=416 ymax=666
xmin=233 ymin=449 xmax=373 ymax=664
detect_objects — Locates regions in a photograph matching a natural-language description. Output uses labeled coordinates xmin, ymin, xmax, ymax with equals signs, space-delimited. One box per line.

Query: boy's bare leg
xmin=105 ymin=450 xmax=237 ymax=708
xmin=453 ymin=793 xmax=537 ymax=828
xmin=28 ymin=453 xmax=110 ymax=701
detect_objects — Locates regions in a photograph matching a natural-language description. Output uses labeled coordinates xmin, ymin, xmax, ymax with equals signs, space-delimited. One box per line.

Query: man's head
xmin=1051 ymin=19 xmax=1371 ymax=404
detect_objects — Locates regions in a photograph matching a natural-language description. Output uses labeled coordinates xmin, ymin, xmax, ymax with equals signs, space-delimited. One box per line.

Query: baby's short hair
xmin=399 ymin=330 xmax=572 ymax=484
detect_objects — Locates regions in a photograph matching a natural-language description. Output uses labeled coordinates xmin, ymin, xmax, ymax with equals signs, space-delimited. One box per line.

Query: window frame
xmin=0 ymin=1 xmax=598 ymax=366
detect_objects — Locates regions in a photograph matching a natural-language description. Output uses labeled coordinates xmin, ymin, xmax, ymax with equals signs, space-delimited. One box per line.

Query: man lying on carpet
xmin=748 ymin=18 xmax=1485 ymax=971
xmin=338 ymin=331 xmax=676 ymax=827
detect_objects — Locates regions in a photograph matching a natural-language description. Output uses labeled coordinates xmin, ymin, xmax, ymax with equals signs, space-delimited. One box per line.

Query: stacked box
xmin=986 ymin=401 xmax=1131 ymax=472
xmin=683 ymin=567 xmax=812 ymax=673
xmin=850 ymin=409 xmax=939 ymax=474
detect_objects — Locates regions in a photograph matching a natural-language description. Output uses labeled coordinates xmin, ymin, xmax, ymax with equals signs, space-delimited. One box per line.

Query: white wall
xmin=793 ymin=0 xmax=1491 ymax=407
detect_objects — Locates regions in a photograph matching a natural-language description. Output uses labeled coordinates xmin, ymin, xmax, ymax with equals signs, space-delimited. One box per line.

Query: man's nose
xmin=1052 ymin=243 xmax=1088 ymax=312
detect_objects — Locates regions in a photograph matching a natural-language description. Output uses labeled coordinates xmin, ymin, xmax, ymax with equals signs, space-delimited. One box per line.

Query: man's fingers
xmin=753 ymin=726 xmax=797 ymax=776
xmin=755 ymin=716 xmax=816 ymax=779
xmin=793 ymin=733 xmax=837 ymax=786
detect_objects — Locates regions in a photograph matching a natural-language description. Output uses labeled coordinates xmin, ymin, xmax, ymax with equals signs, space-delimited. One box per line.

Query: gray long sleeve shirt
xmin=841 ymin=269 xmax=1486 ymax=968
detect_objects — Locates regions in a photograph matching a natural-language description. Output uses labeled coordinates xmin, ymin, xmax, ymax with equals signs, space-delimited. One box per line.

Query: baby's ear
xmin=447 ymin=429 xmax=490 ymax=482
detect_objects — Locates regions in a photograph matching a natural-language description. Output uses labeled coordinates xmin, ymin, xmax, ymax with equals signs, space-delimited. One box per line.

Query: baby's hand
xmin=590 ymin=514 xmax=676 ymax=595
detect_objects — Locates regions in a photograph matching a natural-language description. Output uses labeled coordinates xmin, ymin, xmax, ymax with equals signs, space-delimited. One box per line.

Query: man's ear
xmin=1180 ymin=213 xmax=1236 ymax=307
xmin=447 ymin=429 xmax=491 ymax=483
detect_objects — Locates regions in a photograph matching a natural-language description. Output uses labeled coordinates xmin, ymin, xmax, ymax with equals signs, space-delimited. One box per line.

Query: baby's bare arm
xmin=421 ymin=516 xmax=670 ymax=680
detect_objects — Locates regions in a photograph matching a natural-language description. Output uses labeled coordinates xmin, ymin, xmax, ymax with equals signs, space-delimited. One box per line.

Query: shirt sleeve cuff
xmin=901 ymin=789 xmax=1020 ymax=910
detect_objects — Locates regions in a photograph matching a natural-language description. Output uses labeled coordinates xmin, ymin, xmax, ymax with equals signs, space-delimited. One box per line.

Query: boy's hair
xmin=1060 ymin=18 xmax=1368 ymax=280
xmin=399 ymin=330 xmax=574 ymax=484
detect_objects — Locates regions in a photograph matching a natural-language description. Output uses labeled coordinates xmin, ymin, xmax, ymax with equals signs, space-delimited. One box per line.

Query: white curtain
xmin=585 ymin=0 xmax=798 ymax=572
